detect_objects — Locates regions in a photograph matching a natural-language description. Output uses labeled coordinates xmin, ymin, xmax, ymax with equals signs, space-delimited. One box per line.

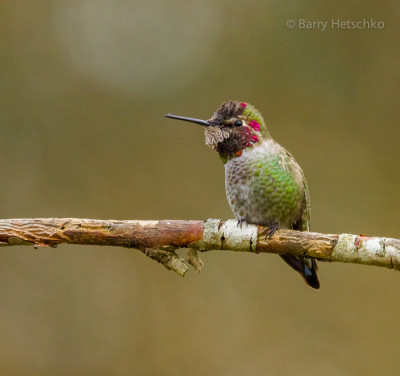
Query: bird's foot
xmin=236 ymin=218 xmax=247 ymax=229
xmin=263 ymin=223 xmax=279 ymax=239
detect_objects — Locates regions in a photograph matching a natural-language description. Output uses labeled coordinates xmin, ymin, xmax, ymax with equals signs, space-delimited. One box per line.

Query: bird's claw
xmin=236 ymin=218 xmax=247 ymax=229
xmin=263 ymin=223 xmax=279 ymax=239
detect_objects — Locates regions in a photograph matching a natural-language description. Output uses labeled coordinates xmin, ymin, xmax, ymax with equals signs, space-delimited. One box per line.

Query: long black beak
xmin=164 ymin=113 xmax=212 ymax=127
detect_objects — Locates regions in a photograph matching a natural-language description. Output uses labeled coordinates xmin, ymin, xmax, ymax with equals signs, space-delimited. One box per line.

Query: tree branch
xmin=0 ymin=218 xmax=399 ymax=276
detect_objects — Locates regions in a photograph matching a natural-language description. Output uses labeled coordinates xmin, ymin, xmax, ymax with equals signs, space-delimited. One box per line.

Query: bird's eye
xmin=234 ymin=120 xmax=242 ymax=127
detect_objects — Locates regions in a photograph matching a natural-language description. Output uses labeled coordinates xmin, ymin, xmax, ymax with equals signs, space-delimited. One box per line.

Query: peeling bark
xmin=0 ymin=218 xmax=399 ymax=275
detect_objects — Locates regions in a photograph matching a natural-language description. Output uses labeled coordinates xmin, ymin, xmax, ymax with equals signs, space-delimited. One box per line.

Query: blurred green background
xmin=1 ymin=1 xmax=400 ymax=375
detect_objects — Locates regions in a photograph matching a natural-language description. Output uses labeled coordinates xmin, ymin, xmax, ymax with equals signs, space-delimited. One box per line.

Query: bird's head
xmin=165 ymin=101 xmax=270 ymax=162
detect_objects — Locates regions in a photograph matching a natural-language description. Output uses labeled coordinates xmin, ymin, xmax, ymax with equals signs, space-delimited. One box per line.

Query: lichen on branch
xmin=0 ymin=218 xmax=399 ymax=276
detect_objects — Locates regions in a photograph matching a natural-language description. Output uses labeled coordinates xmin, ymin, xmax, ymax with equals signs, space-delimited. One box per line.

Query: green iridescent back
xmin=224 ymin=138 xmax=310 ymax=230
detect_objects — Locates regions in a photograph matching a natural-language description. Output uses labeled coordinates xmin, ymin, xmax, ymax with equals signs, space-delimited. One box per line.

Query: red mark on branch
xmin=354 ymin=235 xmax=373 ymax=246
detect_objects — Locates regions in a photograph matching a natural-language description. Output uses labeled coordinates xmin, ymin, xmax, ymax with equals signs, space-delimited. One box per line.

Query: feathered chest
xmin=223 ymin=140 xmax=306 ymax=227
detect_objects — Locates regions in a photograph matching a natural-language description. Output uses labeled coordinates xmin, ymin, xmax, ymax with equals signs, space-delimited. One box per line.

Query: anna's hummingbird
xmin=165 ymin=101 xmax=320 ymax=289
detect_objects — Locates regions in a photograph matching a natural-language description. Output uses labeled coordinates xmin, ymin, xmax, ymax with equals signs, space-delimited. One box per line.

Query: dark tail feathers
xmin=280 ymin=254 xmax=320 ymax=289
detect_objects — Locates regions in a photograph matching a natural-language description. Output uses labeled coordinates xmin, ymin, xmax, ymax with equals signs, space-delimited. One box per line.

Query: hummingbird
xmin=165 ymin=101 xmax=320 ymax=289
